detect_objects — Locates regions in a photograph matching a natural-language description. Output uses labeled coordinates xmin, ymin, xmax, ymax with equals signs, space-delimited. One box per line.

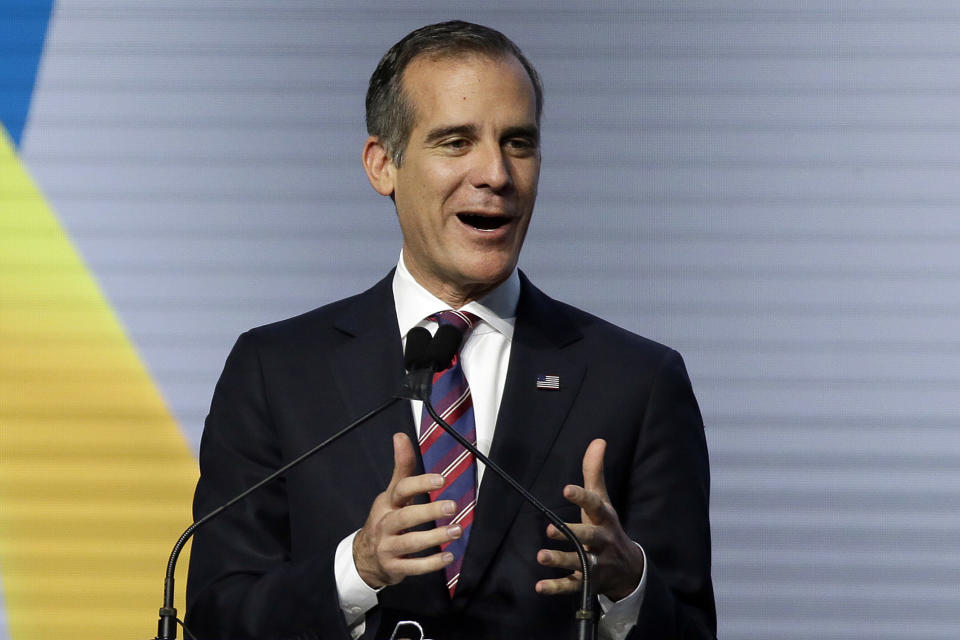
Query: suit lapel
xmin=328 ymin=273 xmax=420 ymax=493
xmin=454 ymin=275 xmax=585 ymax=602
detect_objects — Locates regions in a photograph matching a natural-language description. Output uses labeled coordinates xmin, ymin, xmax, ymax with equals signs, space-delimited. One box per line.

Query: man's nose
xmin=470 ymin=143 xmax=512 ymax=191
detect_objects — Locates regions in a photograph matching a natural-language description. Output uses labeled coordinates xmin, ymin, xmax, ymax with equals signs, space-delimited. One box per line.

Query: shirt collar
xmin=392 ymin=251 xmax=519 ymax=340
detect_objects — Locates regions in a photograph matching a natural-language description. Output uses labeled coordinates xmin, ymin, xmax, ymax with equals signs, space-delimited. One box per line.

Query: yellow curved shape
xmin=0 ymin=126 xmax=198 ymax=639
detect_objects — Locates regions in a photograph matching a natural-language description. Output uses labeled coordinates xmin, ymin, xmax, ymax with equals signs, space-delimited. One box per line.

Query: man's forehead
xmin=401 ymin=52 xmax=515 ymax=96
xmin=400 ymin=52 xmax=537 ymax=126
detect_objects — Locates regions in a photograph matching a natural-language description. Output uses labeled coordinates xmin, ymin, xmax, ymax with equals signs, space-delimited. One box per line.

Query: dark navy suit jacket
xmin=186 ymin=272 xmax=716 ymax=639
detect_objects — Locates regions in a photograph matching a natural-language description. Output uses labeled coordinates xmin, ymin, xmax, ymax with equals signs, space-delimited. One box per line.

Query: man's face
xmin=384 ymin=54 xmax=541 ymax=306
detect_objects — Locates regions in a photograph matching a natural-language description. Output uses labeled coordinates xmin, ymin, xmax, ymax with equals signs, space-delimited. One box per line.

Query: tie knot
xmin=430 ymin=310 xmax=479 ymax=336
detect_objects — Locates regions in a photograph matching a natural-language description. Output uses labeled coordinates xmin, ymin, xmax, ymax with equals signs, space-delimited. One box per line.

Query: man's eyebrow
xmin=502 ymin=125 xmax=539 ymax=144
xmin=424 ymin=124 xmax=478 ymax=145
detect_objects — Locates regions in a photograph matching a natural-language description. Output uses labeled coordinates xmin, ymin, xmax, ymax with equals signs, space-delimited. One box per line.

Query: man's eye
xmin=506 ymin=138 xmax=537 ymax=153
xmin=444 ymin=139 xmax=469 ymax=150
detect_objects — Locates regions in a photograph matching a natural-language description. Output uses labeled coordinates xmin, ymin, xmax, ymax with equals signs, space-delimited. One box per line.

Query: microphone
xmin=427 ymin=324 xmax=462 ymax=369
xmin=404 ymin=326 xmax=432 ymax=370
xmin=153 ymin=334 xmax=433 ymax=640
xmin=396 ymin=324 xmax=460 ymax=399
xmin=396 ymin=325 xmax=597 ymax=640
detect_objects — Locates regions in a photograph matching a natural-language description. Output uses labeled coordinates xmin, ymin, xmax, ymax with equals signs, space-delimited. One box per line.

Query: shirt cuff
xmin=597 ymin=543 xmax=647 ymax=640
xmin=335 ymin=530 xmax=381 ymax=634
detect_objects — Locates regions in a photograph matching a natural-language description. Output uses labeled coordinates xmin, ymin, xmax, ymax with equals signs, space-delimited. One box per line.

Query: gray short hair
xmin=365 ymin=20 xmax=543 ymax=166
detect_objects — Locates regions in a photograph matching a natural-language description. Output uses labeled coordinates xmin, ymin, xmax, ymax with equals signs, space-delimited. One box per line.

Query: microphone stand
xmin=153 ymin=397 xmax=400 ymax=640
xmin=402 ymin=386 xmax=597 ymax=640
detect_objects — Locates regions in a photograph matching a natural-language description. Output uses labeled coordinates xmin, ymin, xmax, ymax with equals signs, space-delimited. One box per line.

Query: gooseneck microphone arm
xmin=153 ymin=333 xmax=437 ymax=640
xmin=154 ymin=396 xmax=401 ymax=640
xmin=400 ymin=324 xmax=597 ymax=640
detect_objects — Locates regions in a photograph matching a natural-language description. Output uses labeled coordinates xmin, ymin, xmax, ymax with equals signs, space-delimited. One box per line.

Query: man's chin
xmin=463 ymin=254 xmax=519 ymax=280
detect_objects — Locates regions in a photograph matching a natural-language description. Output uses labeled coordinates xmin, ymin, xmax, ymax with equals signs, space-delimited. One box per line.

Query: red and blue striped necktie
xmin=418 ymin=309 xmax=479 ymax=597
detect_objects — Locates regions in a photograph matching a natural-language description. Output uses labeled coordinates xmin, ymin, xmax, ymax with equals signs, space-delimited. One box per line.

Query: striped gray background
xmin=20 ymin=1 xmax=960 ymax=637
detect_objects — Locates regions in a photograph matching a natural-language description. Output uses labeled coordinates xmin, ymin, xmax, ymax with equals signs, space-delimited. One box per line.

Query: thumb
xmin=389 ymin=432 xmax=417 ymax=487
xmin=582 ymin=438 xmax=609 ymax=500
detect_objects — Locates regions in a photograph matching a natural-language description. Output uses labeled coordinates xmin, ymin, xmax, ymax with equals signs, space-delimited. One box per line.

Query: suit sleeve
xmin=625 ymin=348 xmax=717 ymax=639
xmin=185 ymin=331 xmax=354 ymax=640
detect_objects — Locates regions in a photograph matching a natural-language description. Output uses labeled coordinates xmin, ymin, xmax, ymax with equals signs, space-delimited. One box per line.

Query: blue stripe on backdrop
xmin=0 ymin=0 xmax=54 ymax=146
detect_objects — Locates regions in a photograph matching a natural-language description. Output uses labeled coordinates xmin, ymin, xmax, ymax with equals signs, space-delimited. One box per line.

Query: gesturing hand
xmin=353 ymin=433 xmax=462 ymax=589
xmin=535 ymin=439 xmax=645 ymax=601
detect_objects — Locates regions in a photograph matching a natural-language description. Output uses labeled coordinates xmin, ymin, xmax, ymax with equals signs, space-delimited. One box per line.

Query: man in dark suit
xmin=186 ymin=21 xmax=715 ymax=639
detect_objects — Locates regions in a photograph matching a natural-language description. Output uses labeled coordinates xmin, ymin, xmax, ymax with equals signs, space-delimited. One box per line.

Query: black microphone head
xmin=404 ymin=326 xmax=432 ymax=370
xmin=429 ymin=324 xmax=463 ymax=371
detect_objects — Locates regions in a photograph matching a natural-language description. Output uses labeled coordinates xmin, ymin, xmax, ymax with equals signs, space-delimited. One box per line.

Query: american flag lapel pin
xmin=536 ymin=374 xmax=560 ymax=390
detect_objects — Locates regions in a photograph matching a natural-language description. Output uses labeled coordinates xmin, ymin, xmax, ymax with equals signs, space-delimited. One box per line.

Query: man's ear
xmin=362 ymin=136 xmax=396 ymax=197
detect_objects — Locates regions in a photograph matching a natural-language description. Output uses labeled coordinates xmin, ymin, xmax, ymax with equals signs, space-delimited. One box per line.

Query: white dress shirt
xmin=335 ymin=253 xmax=645 ymax=639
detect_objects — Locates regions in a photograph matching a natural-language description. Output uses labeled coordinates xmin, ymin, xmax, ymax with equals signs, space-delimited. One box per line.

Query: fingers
xmin=545 ymin=522 xmax=606 ymax=548
xmin=383 ymin=522 xmax=463 ymax=557
xmin=538 ymin=522 xmax=609 ymax=575
xmin=387 ymin=432 xmax=444 ymax=508
xmin=538 ymin=516 xmax=646 ymax=602
xmin=563 ymin=483 xmax=614 ymax=526
xmin=381 ymin=549 xmax=456 ymax=579
xmin=390 ymin=471 xmax=444 ymax=508
xmin=535 ymin=572 xmax=582 ymax=595
xmin=535 ymin=541 xmax=590 ymax=596
xmin=536 ymin=548 xmax=581 ymax=573
xmin=536 ymin=440 xmax=645 ymax=601
xmin=385 ymin=499 xmax=456 ymax=534
xmin=354 ymin=497 xmax=460 ymax=588
xmin=360 ymin=521 xmax=460 ymax=588
xmin=535 ymin=521 xmax=599 ymax=597
xmin=355 ymin=432 xmax=456 ymax=588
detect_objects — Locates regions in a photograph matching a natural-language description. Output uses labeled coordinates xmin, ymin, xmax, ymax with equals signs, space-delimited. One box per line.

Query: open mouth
xmin=457 ymin=213 xmax=511 ymax=231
